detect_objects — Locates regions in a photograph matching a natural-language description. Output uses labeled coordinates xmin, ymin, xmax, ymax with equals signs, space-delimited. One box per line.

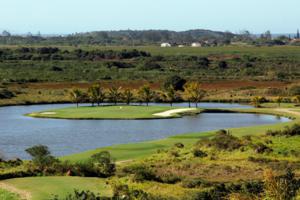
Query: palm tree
xmin=165 ymin=86 xmax=177 ymax=107
xmin=138 ymin=85 xmax=153 ymax=106
xmin=88 ymin=84 xmax=106 ymax=106
xmin=70 ymin=89 xmax=83 ymax=108
xmin=184 ymin=82 xmax=206 ymax=108
xmin=108 ymin=86 xmax=122 ymax=105
xmin=123 ymin=89 xmax=134 ymax=105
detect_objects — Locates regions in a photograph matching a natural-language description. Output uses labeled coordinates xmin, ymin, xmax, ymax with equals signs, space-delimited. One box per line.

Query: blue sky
xmin=1 ymin=0 xmax=299 ymax=34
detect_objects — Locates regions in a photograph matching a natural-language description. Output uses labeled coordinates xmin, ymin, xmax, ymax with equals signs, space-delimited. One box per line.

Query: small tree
xmin=70 ymin=89 xmax=83 ymax=108
xmin=183 ymin=82 xmax=206 ymax=108
xmin=88 ymin=84 xmax=106 ymax=106
xmin=108 ymin=86 xmax=122 ymax=105
xmin=123 ymin=89 xmax=134 ymax=105
xmin=252 ymin=96 xmax=264 ymax=108
xmin=275 ymin=96 xmax=283 ymax=107
xmin=138 ymin=85 xmax=153 ymax=106
xmin=165 ymin=86 xmax=177 ymax=107
xmin=25 ymin=145 xmax=57 ymax=170
xmin=91 ymin=151 xmax=116 ymax=177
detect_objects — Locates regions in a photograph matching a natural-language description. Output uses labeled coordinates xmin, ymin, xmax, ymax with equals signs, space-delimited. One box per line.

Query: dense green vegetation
xmin=1 ymin=46 xmax=300 ymax=83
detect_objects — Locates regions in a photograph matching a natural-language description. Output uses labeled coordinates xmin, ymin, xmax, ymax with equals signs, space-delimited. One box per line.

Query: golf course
xmin=1 ymin=102 xmax=300 ymax=199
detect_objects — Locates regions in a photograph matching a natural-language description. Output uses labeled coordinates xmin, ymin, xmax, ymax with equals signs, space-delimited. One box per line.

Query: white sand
xmin=153 ymin=108 xmax=197 ymax=117
xmin=40 ymin=112 xmax=56 ymax=115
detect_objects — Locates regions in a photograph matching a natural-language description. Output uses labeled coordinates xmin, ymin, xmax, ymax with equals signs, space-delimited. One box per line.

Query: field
xmin=27 ymin=105 xmax=198 ymax=119
xmin=1 ymin=177 xmax=112 ymax=200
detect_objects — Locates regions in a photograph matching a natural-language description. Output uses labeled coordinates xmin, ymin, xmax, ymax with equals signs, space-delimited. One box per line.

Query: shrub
xmin=0 ymin=89 xmax=15 ymax=99
xmin=251 ymin=143 xmax=273 ymax=154
xmin=122 ymin=164 xmax=156 ymax=182
xmin=157 ymin=173 xmax=181 ymax=184
xmin=193 ymin=149 xmax=208 ymax=158
xmin=266 ymin=124 xmax=300 ymax=137
xmin=198 ymin=130 xmax=243 ymax=151
xmin=174 ymin=143 xmax=184 ymax=149
xmin=264 ymin=168 xmax=300 ymax=200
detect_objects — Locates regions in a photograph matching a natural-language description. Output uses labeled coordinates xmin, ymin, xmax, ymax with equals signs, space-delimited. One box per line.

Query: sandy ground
xmin=275 ymin=108 xmax=300 ymax=116
xmin=0 ymin=182 xmax=31 ymax=200
xmin=40 ymin=112 xmax=56 ymax=115
xmin=153 ymin=108 xmax=197 ymax=117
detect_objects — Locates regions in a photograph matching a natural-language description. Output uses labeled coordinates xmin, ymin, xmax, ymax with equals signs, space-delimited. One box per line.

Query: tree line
xmin=70 ymin=82 xmax=206 ymax=108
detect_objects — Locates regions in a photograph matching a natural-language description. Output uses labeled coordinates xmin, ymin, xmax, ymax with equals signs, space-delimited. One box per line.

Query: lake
xmin=0 ymin=103 xmax=290 ymax=159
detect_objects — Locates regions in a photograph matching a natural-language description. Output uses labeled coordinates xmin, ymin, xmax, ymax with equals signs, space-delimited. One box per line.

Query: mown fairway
xmin=1 ymin=177 xmax=112 ymax=200
xmin=28 ymin=105 xmax=191 ymax=119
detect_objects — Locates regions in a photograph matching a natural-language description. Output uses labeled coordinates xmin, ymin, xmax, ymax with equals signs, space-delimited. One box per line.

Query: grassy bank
xmin=62 ymin=107 xmax=298 ymax=163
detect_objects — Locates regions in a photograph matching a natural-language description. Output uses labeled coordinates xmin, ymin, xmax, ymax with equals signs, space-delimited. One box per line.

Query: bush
xmin=157 ymin=173 xmax=181 ymax=184
xmin=0 ymin=89 xmax=15 ymax=99
xmin=122 ymin=164 xmax=156 ymax=182
xmin=264 ymin=168 xmax=300 ymax=200
xmin=163 ymin=75 xmax=186 ymax=91
xmin=174 ymin=143 xmax=184 ymax=149
xmin=198 ymin=130 xmax=242 ymax=151
xmin=25 ymin=145 xmax=58 ymax=171
xmin=251 ymin=143 xmax=273 ymax=154
xmin=266 ymin=124 xmax=300 ymax=137
xmin=193 ymin=149 xmax=208 ymax=158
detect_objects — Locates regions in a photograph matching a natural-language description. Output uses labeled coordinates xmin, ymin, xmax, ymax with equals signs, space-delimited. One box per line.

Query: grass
xmin=62 ymin=107 xmax=298 ymax=163
xmin=1 ymin=177 xmax=112 ymax=200
xmin=0 ymin=189 xmax=20 ymax=200
xmin=27 ymin=105 xmax=195 ymax=119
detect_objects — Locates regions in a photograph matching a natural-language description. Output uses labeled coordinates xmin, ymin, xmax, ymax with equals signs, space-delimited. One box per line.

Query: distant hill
xmin=0 ymin=29 xmax=235 ymax=46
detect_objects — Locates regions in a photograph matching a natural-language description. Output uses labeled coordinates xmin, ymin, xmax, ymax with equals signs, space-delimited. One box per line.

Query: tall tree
xmin=138 ymin=85 xmax=153 ymax=106
xmin=123 ymin=89 xmax=134 ymax=105
xmin=70 ymin=89 xmax=83 ymax=108
xmin=108 ymin=86 xmax=122 ymax=105
xmin=88 ymin=84 xmax=106 ymax=106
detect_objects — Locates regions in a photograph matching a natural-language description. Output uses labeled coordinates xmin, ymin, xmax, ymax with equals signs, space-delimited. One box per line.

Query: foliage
xmin=52 ymin=190 xmax=109 ymax=200
xmin=163 ymin=75 xmax=186 ymax=91
xmin=138 ymin=85 xmax=154 ymax=106
xmin=25 ymin=145 xmax=58 ymax=171
xmin=264 ymin=168 xmax=300 ymax=200
xmin=197 ymin=130 xmax=242 ymax=151
xmin=266 ymin=124 xmax=300 ymax=137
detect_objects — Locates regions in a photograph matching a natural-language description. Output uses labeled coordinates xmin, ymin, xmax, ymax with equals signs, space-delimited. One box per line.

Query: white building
xmin=161 ymin=43 xmax=171 ymax=47
xmin=191 ymin=42 xmax=202 ymax=47
xmin=178 ymin=45 xmax=185 ymax=48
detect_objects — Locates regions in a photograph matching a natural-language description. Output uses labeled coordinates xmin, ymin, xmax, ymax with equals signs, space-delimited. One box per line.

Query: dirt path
xmin=0 ymin=182 xmax=31 ymax=200
xmin=153 ymin=108 xmax=197 ymax=117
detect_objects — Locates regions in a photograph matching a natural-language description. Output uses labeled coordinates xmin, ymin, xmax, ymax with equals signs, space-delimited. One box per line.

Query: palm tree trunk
xmin=195 ymin=102 xmax=198 ymax=108
xmin=188 ymin=101 xmax=191 ymax=108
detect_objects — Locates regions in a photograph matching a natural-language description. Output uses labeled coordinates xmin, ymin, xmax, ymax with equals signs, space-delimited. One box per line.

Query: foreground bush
xmin=266 ymin=124 xmax=300 ymax=137
xmin=264 ymin=168 xmax=300 ymax=200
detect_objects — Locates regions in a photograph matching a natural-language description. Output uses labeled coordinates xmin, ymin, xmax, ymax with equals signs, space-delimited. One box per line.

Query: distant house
xmin=161 ymin=43 xmax=171 ymax=47
xmin=191 ymin=42 xmax=202 ymax=47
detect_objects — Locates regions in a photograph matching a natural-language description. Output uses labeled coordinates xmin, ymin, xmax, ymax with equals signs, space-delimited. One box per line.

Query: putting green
xmin=27 ymin=105 xmax=199 ymax=119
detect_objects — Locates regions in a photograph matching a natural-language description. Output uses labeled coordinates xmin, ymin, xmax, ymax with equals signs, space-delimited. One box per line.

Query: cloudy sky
xmin=1 ymin=0 xmax=299 ymax=34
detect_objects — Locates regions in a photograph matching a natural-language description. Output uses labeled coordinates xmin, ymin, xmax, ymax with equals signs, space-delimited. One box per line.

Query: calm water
xmin=0 ymin=103 xmax=290 ymax=159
